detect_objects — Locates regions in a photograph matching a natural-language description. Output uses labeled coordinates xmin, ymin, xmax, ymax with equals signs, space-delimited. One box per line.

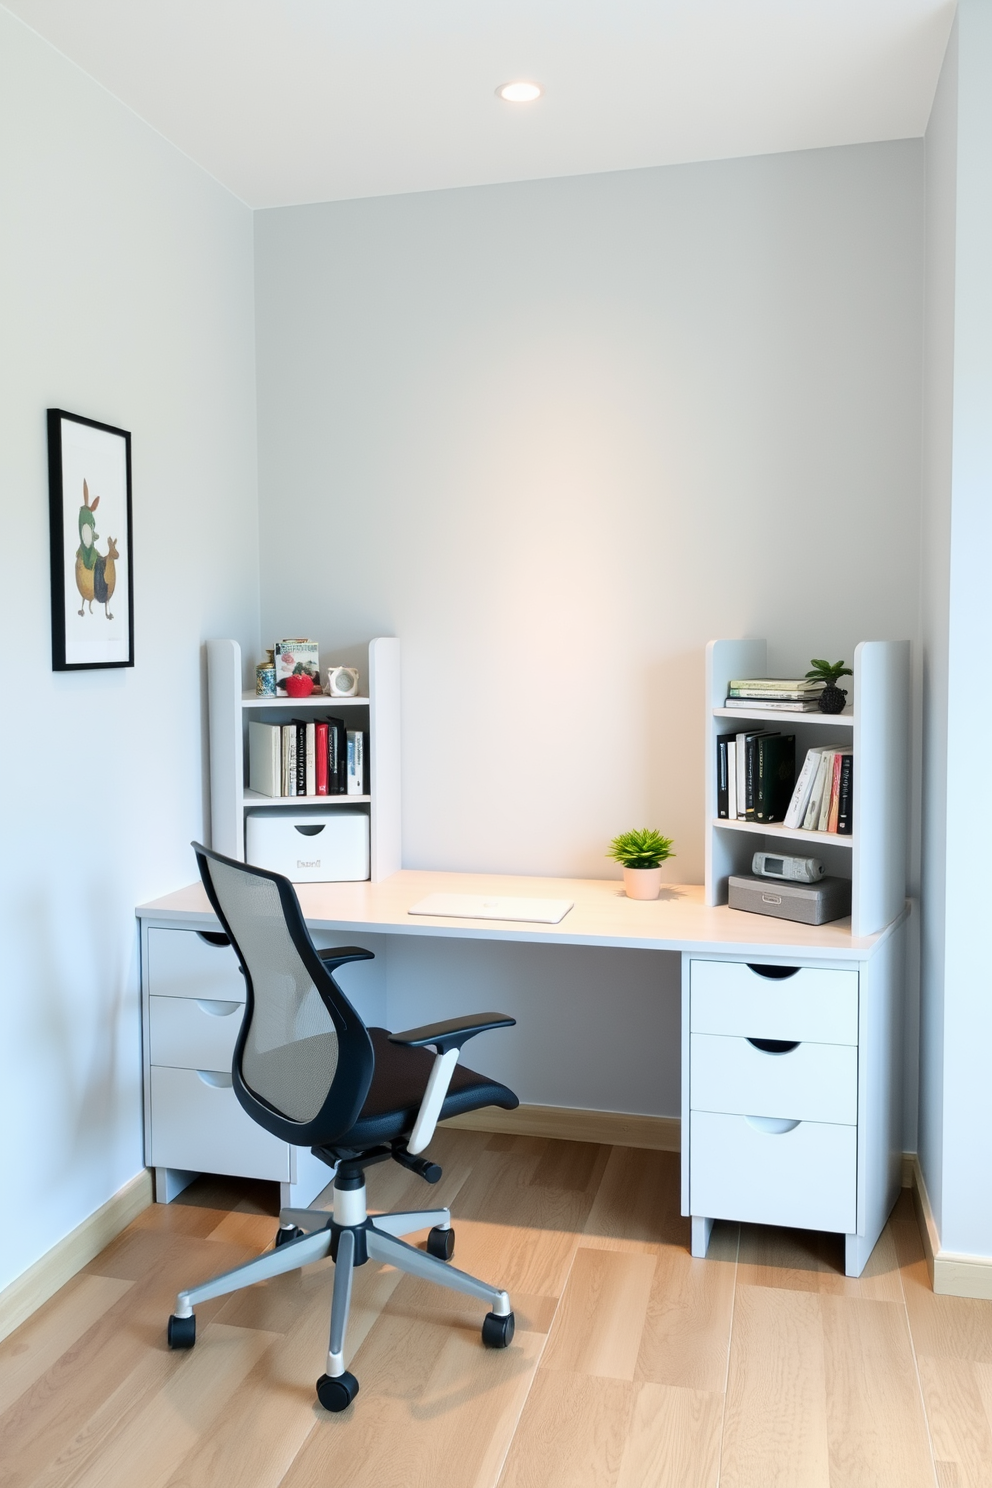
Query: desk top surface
xmin=137 ymin=870 xmax=901 ymax=962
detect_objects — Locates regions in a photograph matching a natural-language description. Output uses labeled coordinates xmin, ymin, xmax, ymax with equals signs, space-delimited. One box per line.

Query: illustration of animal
xmin=73 ymin=480 xmax=119 ymax=619
xmin=94 ymin=536 xmax=118 ymax=620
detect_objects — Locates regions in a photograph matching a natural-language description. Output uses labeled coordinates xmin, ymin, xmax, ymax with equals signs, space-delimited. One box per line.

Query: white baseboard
xmin=909 ymin=1155 xmax=992 ymax=1300
xmin=0 ymin=1169 xmax=153 ymax=1343
xmin=444 ymin=1103 xmax=681 ymax=1151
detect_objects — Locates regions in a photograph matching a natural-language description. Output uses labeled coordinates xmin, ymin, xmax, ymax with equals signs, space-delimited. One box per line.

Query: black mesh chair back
xmin=193 ymin=843 xmax=375 ymax=1147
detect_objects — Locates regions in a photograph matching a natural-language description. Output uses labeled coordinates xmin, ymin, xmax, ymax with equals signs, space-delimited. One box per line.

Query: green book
xmin=754 ymin=734 xmax=796 ymax=823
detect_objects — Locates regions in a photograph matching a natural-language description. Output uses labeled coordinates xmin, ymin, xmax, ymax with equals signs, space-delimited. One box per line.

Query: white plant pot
xmin=622 ymin=866 xmax=663 ymax=901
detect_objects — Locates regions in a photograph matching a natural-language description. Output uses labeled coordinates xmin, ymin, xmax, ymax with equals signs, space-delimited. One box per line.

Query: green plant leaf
xmin=606 ymin=828 xmax=676 ymax=869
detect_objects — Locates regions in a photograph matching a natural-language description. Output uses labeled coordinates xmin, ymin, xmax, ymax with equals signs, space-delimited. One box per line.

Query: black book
xmin=325 ymin=716 xmax=347 ymax=794
xmin=744 ymin=731 xmax=778 ymax=819
xmin=716 ymin=732 xmax=735 ymax=818
xmin=754 ymin=734 xmax=796 ymax=823
xmin=294 ymin=720 xmax=307 ymax=796
xmin=837 ymin=753 xmax=854 ymax=835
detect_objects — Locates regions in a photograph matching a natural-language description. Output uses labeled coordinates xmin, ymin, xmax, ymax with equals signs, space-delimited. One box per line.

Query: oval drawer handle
xmin=746 ymin=1038 xmax=800 ymax=1055
xmin=195 ymin=999 xmax=241 ymax=1017
xmin=196 ymin=931 xmax=231 ymax=948
xmin=196 ymin=1070 xmax=233 ymax=1088
xmin=746 ymin=964 xmax=800 ymax=980
xmin=745 ymin=1116 xmax=800 ymax=1134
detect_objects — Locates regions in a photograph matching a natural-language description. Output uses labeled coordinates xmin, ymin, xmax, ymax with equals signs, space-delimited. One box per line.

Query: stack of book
xmin=783 ymin=747 xmax=853 ymax=834
xmin=724 ymin=678 xmax=826 ymax=713
xmin=249 ymin=718 xmax=365 ymax=798
xmin=717 ymin=731 xmax=795 ymax=823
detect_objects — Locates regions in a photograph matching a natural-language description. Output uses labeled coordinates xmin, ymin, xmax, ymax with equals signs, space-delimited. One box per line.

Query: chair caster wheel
xmin=316 ymin=1371 xmax=359 ymax=1412
xmin=481 ymin=1311 xmax=514 ymax=1349
xmin=427 ymin=1225 xmax=455 ymax=1260
xmin=167 ymin=1314 xmax=196 ymax=1349
xmin=275 ymin=1225 xmax=304 ymax=1248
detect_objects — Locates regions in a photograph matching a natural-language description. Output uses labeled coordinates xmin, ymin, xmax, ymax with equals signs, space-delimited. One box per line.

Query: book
xmin=727 ymin=740 xmax=737 ymax=820
xmin=723 ymin=697 xmax=824 ymax=712
xmin=826 ymin=751 xmax=846 ymax=833
xmin=716 ymin=732 xmax=735 ymax=818
xmin=325 ymin=717 xmax=347 ymax=794
xmin=346 ymin=729 xmax=365 ymax=795
xmin=817 ymin=752 xmax=837 ymax=832
xmin=247 ymin=721 xmax=281 ymax=797
xmin=784 ymin=746 xmax=828 ymax=829
xmin=754 ymin=734 xmax=796 ymax=823
xmin=292 ymin=718 xmax=316 ymax=796
xmin=739 ymin=730 xmax=777 ymax=819
xmin=281 ymin=723 xmax=296 ymax=797
xmin=837 ymin=753 xmax=854 ymax=835
xmin=274 ymin=639 xmax=320 ymax=693
xmin=314 ymin=720 xmax=329 ymax=795
xmin=728 ymin=678 xmax=823 ymax=693
xmin=802 ymin=751 xmax=833 ymax=830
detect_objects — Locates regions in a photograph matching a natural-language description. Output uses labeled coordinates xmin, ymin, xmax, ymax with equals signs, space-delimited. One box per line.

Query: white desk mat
xmin=407 ymin=893 xmax=574 ymax=924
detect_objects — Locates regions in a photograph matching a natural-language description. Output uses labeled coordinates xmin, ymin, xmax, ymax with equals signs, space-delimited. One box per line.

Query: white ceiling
xmin=5 ymin=0 xmax=955 ymax=209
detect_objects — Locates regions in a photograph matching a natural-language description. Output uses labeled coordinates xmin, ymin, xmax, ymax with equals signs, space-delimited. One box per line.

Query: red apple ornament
xmin=284 ymin=673 xmax=314 ymax=698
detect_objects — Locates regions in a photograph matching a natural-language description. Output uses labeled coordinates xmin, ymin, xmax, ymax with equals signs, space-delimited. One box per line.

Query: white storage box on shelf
xmin=245 ymin=809 xmax=369 ymax=882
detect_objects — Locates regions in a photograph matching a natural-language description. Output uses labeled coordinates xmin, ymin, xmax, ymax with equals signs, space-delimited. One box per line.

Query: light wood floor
xmin=2 ymin=1130 xmax=992 ymax=1488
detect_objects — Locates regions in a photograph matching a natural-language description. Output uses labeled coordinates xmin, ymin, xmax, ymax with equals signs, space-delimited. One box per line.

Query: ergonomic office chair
xmin=166 ymin=843 xmax=520 ymax=1412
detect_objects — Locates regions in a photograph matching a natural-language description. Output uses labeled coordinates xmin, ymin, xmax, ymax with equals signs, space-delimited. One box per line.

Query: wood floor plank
xmin=820 ymin=1294 xmax=936 ymax=1488
xmin=634 ymin=1223 xmax=738 ymax=1393
xmin=540 ymin=1247 xmax=656 ymax=1381
xmin=738 ymin=1222 xmax=904 ymax=1303
xmin=496 ymin=1371 xmax=636 ymax=1488
xmin=28 ymin=1321 xmax=279 ymax=1488
xmin=581 ymin=1147 xmax=684 ymax=1254
xmin=894 ymin=1221 xmax=992 ymax=1364
xmin=530 ymin=1140 xmax=609 ymax=1194
xmin=721 ymin=1283 xmax=830 ymax=1488
xmin=616 ymin=1383 xmax=723 ymax=1488
xmin=917 ymin=1356 xmax=992 ymax=1488
xmin=0 ymin=1274 xmax=133 ymax=1416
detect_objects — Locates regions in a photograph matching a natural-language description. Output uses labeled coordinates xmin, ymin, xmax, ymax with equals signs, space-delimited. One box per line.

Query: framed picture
xmin=48 ymin=409 xmax=134 ymax=670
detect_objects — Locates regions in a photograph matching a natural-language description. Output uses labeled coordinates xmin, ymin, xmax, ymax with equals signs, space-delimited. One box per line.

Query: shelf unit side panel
xmin=207 ymin=639 xmax=244 ymax=859
xmin=705 ymin=638 xmax=767 ymax=905
xmin=369 ymin=636 xmax=402 ymax=882
xmin=852 ymin=640 xmax=910 ymax=936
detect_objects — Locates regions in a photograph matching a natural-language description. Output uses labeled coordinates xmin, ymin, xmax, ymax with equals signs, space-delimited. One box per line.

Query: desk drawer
xmin=690 ymin=960 xmax=858 ymax=1045
xmin=149 ymin=994 xmax=244 ymax=1071
xmin=149 ymin=1066 xmax=290 ymax=1181
xmin=689 ymin=1110 xmax=856 ymax=1234
xmin=146 ymin=927 xmax=245 ymax=1003
xmin=690 ymin=1033 xmax=857 ymax=1126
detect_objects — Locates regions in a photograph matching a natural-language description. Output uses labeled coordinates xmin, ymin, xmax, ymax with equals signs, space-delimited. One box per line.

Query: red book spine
xmin=827 ymin=751 xmax=844 ymax=833
xmin=314 ymin=721 xmax=329 ymax=795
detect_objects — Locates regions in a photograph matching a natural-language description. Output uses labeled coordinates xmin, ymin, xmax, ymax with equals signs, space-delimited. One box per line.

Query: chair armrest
xmin=316 ymin=946 xmax=375 ymax=971
xmin=392 ymin=1013 xmax=515 ymax=1155
xmin=388 ymin=1012 xmax=515 ymax=1054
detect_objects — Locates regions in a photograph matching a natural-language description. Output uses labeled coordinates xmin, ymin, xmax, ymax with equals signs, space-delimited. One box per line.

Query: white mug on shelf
xmin=324 ymin=664 xmax=360 ymax=698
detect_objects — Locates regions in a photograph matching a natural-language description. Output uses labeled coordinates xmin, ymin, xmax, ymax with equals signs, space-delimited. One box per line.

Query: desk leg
xmin=691 ymin=1216 xmax=714 ymax=1258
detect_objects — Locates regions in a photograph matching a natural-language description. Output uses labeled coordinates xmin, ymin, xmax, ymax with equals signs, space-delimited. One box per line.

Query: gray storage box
xmin=728 ymin=873 xmax=852 ymax=925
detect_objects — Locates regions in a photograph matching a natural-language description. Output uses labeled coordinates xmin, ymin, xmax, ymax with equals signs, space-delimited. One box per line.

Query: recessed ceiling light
xmin=496 ymin=81 xmax=543 ymax=104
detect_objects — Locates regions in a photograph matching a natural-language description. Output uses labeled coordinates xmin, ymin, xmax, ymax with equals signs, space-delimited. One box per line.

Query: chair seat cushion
xmin=335 ymin=1027 xmax=518 ymax=1147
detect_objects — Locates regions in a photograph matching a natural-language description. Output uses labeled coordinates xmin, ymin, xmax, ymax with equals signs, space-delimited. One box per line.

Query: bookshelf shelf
xmin=712 ymin=817 xmax=855 ymax=849
xmin=705 ymin=638 xmax=908 ymax=937
xmin=208 ymin=638 xmax=401 ymax=882
xmin=713 ymin=706 xmax=854 ymax=727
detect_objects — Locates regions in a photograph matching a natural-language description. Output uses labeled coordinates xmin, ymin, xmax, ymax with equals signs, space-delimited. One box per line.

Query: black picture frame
xmin=48 ymin=408 xmax=134 ymax=670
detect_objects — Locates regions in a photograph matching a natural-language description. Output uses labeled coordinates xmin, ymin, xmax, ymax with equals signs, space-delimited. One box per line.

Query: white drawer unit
xmin=682 ymin=941 xmax=904 ymax=1281
xmin=690 ymin=960 xmax=859 ymax=1045
xmin=689 ymin=1110 xmax=857 ymax=1235
xmin=148 ymin=994 xmax=245 ymax=1071
xmin=141 ymin=923 xmax=332 ymax=1208
xmin=690 ymin=1032 xmax=858 ymax=1126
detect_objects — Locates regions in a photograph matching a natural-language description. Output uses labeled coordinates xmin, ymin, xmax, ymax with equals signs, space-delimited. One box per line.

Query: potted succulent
xmin=607 ymin=828 xmax=675 ymax=901
xmin=805 ymin=657 xmax=853 ymax=715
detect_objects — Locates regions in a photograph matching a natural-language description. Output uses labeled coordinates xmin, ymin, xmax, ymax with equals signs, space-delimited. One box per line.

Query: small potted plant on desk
xmin=805 ymin=657 xmax=853 ymax=715
xmin=607 ymin=828 xmax=675 ymax=901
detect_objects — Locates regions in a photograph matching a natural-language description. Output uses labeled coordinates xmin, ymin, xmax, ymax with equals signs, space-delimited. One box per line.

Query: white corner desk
xmin=136 ymin=869 xmax=908 ymax=1278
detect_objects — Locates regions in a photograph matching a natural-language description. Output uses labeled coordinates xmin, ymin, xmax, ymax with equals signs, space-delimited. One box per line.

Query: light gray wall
xmin=919 ymin=15 xmax=957 ymax=1237
xmin=0 ymin=10 xmax=258 ymax=1293
xmin=925 ymin=0 xmax=992 ymax=1259
xmin=255 ymin=142 xmax=923 ymax=1118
